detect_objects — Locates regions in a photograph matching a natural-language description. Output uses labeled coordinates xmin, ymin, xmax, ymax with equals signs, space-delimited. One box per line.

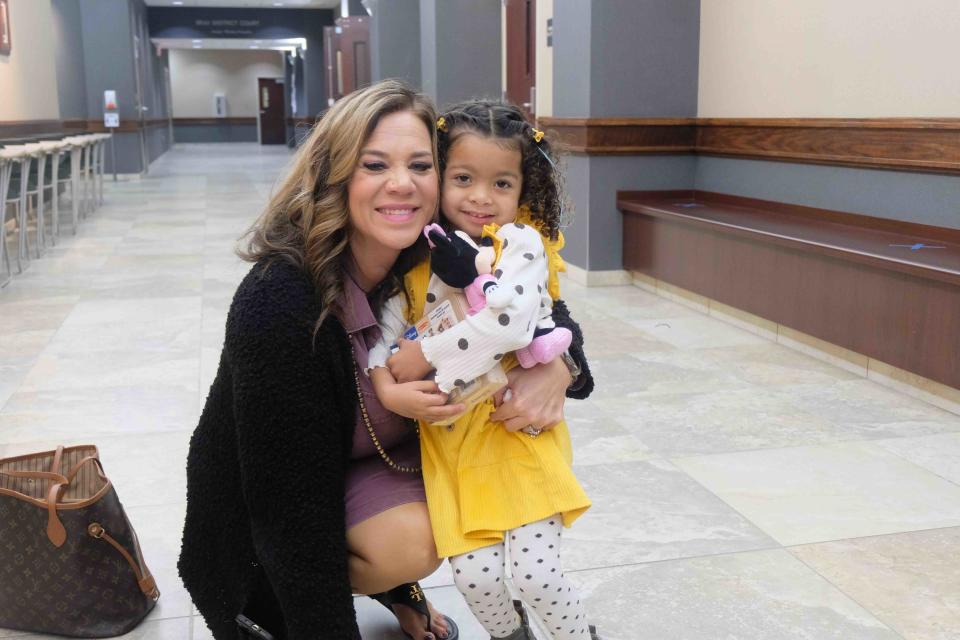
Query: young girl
xmin=369 ymin=101 xmax=598 ymax=640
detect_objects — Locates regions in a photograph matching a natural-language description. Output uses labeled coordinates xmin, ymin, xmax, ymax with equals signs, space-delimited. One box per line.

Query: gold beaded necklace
xmin=350 ymin=344 xmax=421 ymax=474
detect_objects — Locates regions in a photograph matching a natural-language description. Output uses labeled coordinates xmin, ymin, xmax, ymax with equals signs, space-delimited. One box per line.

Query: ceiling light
xmin=172 ymin=1 xmax=184 ymax=5
xmin=192 ymin=39 xmax=202 ymax=43
xmin=273 ymin=2 xmax=284 ymax=6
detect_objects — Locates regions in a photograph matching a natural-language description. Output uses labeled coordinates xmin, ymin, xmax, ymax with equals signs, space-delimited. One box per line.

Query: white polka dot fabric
xmin=450 ymin=516 xmax=592 ymax=639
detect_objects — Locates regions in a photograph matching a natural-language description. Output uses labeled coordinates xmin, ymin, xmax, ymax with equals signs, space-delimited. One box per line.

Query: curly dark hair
xmin=436 ymin=100 xmax=564 ymax=241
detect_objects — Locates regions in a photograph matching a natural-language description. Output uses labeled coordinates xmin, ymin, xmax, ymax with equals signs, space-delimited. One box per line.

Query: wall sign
xmin=0 ymin=0 xmax=11 ymax=56
xmin=104 ymin=90 xmax=119 ymax=128
xmin=193 ymin=18 xmax=261 ymax=37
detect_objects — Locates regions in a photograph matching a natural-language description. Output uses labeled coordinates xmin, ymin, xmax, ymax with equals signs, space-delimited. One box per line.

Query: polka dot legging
xmin=449 ymin=516 xmax=591 ymax=639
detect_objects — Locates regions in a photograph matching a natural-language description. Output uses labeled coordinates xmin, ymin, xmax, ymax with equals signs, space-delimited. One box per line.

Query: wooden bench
xmin=618 ymin=190 xmax=960 ymax=390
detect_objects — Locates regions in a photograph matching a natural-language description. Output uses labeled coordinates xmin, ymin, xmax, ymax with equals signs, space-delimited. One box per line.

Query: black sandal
xmin=368 ymin=582 xmax=460 ymax=640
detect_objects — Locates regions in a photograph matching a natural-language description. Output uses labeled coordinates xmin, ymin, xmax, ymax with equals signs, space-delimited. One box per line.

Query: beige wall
xmin=169 ymin=49 xmax=283 ymax=118
xmin=699 ymin=0 xmax=960 ymax=118
xmin=0 ymin=0 xmax=60 ymax=121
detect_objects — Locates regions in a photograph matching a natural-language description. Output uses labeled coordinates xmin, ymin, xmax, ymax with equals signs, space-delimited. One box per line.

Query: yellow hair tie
xmin=436 ymin=117 xmax=448 ymax=132
xmin=531 ymin=128 xmax=545 ymax=143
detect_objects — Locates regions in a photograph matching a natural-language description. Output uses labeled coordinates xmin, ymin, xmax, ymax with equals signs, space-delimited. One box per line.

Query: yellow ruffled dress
xmin=403 ymin=213 xmax=591 ymax=559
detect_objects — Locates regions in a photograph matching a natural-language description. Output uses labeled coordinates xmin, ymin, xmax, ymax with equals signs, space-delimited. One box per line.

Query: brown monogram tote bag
xmin=0 ymin=445 xmax=160 ymax=637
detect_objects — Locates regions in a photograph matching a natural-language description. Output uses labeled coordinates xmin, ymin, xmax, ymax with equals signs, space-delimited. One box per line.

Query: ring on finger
xmin=522 ymin=424 xmax=542 ymax=437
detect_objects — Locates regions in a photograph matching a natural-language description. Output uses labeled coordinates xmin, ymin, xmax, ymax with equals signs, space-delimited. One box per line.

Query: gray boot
xmin=492 ymin=600 xmax=534 ymax=640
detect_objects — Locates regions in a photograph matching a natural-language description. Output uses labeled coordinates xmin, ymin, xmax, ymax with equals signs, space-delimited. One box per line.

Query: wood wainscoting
xmin=619 ymin=190 xmax=960 ymax=391
xmin=539 ymin=117 xmax=960 ymax=175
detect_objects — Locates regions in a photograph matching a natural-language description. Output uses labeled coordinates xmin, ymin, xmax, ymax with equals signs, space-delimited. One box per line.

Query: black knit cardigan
xmin=178 ymin=259 xmax=594 ymax=640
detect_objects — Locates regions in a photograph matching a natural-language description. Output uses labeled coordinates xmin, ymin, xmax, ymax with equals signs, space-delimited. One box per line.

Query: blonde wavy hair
xmin=239 ymin=79 xmax=439 ymax=326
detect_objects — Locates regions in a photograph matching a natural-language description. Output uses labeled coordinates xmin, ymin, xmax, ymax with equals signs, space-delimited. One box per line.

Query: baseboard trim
xmin=628 ymin=270 xmax=960 ymax=416
xmin=564 ymin=264 xmax=632 ymax=287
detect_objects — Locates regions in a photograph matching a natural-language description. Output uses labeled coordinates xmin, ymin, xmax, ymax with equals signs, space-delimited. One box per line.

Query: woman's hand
xmin=387 ymin=339 xmax=434 ymax=383
xmin=490 ymin=358 xmax=574 ymax=432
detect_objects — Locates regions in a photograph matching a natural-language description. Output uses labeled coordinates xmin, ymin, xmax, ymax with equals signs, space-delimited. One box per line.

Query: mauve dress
xmin=341 ymin=272 xmax=427 ymax=529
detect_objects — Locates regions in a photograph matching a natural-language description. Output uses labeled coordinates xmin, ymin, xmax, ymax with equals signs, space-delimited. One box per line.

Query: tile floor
xmin=1 ymin=144 xmax=958 ymax=640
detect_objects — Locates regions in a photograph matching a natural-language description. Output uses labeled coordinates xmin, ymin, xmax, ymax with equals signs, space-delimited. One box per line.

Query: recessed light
xmin=172 ymin=1 xmax=184 ymax=5
xmin=273 ymin=2 xmax=284 ymax=6
xmin=192 ymin=39 xmax=202 ymax=43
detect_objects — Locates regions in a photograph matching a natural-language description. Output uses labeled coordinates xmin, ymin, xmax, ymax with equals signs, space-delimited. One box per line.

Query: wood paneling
xmin=0 ymin=118 xmax=172 ymax=138
xmin=620 ymin=191 xmax=960 ymax=389
xmin=696 ymin=118 xmax=960 ymax=174
xmin=173 ymin=117 xmax=257 ymax=126
xmin=0 ymin=120 xmax=66 ymax=138
xmin=541 ymin=117 xmax=960 ymax=174
xmin=538 ymin=117 xmax=697 ymax=155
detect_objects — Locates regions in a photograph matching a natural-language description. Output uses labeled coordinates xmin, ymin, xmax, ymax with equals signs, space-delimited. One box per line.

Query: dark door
xmin=338 ymin=16 xmax=371 ymax=97
xmin=258 ymin=78 xmax=286 ymax=145
xmin=324 ymin=25 xmax=340 ymax=103
xmin=324 ymin=17 xmax=370 ymax=103
xmin=505 ymin=0 xmax=536 ymax=121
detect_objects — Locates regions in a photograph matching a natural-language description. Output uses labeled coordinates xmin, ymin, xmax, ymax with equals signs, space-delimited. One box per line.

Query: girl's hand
xmin=387 ymin=339 xmax=434 ymax=383
xmin=380 ymin=380 xmax=466 ymax=424
xmin=491 ymin=358 xmax=572 ymax=432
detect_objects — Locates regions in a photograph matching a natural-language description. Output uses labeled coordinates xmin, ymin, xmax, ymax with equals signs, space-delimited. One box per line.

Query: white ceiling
xmin=143 ymin=0 xmax=341 ymax=8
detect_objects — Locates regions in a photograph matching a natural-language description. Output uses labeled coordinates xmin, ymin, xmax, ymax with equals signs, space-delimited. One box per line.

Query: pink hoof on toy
xmin=423 ymin=223 xmax=445 ymax=248
xmin=465 ymin=274 xmax=497 ymax=315
xmin=516 ymin=327 xmax=573 ymax=368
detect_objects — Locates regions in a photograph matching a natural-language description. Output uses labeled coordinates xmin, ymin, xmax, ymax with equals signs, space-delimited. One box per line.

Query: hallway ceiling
xmin=143 ymin=0 xmax=341 ymax=7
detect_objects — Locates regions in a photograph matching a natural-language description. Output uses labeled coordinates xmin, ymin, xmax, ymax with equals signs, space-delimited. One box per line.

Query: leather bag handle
xmin=0 ymin=454 xmax=106 ymax=547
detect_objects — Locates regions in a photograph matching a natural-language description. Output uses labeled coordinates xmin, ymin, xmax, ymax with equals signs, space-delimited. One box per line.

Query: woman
xmin=178 ymin=80 xmax=593 ymax=640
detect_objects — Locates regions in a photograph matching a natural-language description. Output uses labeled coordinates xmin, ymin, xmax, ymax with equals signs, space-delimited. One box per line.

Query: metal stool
xmin=60 ymin=137 xmax=85 ymax=230
xmin=1 ymin=145 xmax=29 ymax=273
xmin=80 ymin=135 xmax=97 ymax=216
xmin=0 ymin=149 xmax=15 ymax=286
xmin=20 ymin=142 xmax=50 ymax=257
xmin=38 ymin=139 xmax=68 ymax=245
xmin=94 ymin=133 xmax=109 ymax=206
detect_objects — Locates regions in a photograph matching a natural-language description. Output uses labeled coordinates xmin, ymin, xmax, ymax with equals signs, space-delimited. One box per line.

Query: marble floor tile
xmin=16 ymin=347 xmax=199 ymax=395
xmin=570 ymin=549 xmax=900 ymax=640
xmin=790 ymin=528 xmax=960 ymax=640
xmin=606 ymin=349 xmax=755 ymax=399
xmin=785 ymin=378 xmax=960 ymax=427
xmin=564 ymin=460 xmax=777 ymax=570
xmin=626 ymin=314 xmax=770 ymax=350
xmin=125 ymin=502 xmax=193 ymax=622
xmin=0 ymin=385 xmax=201 ymax=442
xmin=875 ymin=432 xmax=960 ymax=485
xmin=790 ymin=527 xmax=960 ymax=640
xmin=608 ymin=387 xmax=840 ymax=457
xmin=673 ymin=441 xmax=960 ymax=545
xmin=696 ymin=343 xmax=862 ymax=388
